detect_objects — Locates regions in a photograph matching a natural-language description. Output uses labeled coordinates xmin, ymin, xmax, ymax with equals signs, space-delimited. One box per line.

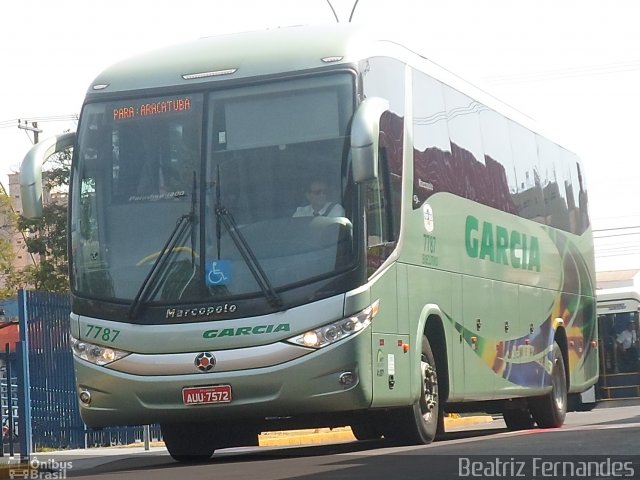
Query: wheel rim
xmin=421 ymin=356 xmax=438 ymax=421
xmin=552 ymin=356 xmax=566 ymax=411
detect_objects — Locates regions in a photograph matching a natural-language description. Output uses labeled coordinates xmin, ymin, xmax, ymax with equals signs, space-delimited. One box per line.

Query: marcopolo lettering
xmin=203 ymin=324 xmax=291 ymax=338
xmin=166 ymin=304 xmax=237 ymax=319
xmin=464 ymin=215 xmax=541 ymax=272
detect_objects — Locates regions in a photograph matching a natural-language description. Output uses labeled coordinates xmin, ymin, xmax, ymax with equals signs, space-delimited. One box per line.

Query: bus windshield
xmin=70 ymin=74 xmax=356 ymax=308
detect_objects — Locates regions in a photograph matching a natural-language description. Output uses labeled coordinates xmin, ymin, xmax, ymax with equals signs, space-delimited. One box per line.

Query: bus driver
xmin=293 ymin=178 xmax=345 ymax=218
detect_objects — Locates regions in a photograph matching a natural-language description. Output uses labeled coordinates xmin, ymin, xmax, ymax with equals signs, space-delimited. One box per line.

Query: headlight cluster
xmin=70 ymin=336 xmax=130 ymax=366
xmin=288 ymin=300 xmax=379 ymax=349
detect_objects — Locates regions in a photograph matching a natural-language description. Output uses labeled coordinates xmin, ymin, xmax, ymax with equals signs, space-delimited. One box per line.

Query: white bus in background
xmin=597 ymin=288 xmax=640 ymax=400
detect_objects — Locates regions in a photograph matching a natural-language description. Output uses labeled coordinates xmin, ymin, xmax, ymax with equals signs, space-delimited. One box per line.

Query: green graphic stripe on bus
xmin=454 ymin=317 xmax=554 ymax=388
xmin=454 ymin=303 xmax=596 ymax=389
xmin=545 ymin=227 xmax=597 ymax=373
xmin=453 ymin=230 xmax=596 ymax=389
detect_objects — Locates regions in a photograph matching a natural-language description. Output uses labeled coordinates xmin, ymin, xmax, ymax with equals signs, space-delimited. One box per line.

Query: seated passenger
xmin=293 ymin=178 xmax=345 ymax=218
xmin=617 ymin=321 xmax=639 ymax=372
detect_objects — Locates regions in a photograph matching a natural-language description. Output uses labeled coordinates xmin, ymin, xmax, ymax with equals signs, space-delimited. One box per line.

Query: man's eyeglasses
xmin=309 ymin=189 xmax=326 ymax=195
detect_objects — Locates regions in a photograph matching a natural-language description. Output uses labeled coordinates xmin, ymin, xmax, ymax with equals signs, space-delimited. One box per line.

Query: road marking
xmin=498 ymin=422 xmax=640 ymax=437
xmin=561 ymin=422 xmax=640 ymax=431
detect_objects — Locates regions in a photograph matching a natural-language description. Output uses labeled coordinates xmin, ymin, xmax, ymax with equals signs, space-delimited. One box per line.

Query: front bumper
xmin=74 ymin=326 xmax=373 ymax=427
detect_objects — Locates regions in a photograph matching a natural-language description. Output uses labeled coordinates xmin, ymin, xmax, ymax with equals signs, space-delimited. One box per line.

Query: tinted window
xmin=509 ymin=121 xmax=544 ymax=222
xmin=410 ymin=69 xmax=587 ymax=235
xmin=537 ymin=136 xmax=570 ymax=231
xmin=412 ymin=70 xmax=451 ymax=209
xmin=563 ymin=150 xmax=590 ymax=234
xmin=478 ymin=109 xmax=518 ymax=214
xmin=444 ymin=87 xmax=485 ymax=173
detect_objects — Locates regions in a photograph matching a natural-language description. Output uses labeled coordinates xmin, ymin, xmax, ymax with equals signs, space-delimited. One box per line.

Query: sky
xmin=1 ymin=0 xmax=639 ymax=272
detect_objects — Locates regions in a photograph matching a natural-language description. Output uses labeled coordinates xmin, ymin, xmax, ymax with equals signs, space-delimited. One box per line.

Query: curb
xmin=257 ymin=415 xmax=494 ymax=447
xmin=444 ymin=414 xmax=494 ymax=428
xmin=259 ymin=427 xmax=355 ymax=447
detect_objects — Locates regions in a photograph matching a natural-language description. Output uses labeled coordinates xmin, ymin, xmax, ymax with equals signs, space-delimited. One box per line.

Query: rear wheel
xmin=502 ymin=407 xmax=535 ymax=430
xmin=385 ymin=336 xmax=440 ymax=444
xmin=161 ymin=422 xmax=215 ymax=462
xmin=529 ymin=341 xmax=567 ymax=428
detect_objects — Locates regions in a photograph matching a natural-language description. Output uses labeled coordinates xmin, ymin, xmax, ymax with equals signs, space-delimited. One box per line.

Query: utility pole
xmin=17 ymin=120 xmax=43 ymax=144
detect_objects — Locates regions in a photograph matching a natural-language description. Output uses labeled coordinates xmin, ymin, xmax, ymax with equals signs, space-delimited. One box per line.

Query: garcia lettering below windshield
xmin=70 ymin=74 xmax=357 ymax=312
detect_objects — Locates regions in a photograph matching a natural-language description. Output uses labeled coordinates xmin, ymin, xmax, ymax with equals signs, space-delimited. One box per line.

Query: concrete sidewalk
xmin=0 ymin=446 xmax=168 ymax=478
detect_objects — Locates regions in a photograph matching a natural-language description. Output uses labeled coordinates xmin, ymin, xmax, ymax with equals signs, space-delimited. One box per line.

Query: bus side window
xmin=366 ymin=148 xmax=395 ymax=276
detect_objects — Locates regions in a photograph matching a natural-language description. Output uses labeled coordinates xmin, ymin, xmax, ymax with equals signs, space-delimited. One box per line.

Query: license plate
xmin=182 ymin=385 xmax=232 ymax=405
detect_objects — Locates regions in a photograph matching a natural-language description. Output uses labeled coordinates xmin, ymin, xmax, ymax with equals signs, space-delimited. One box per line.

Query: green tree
xmin=0 ymin=187 xmax=29 ymax=298
xmin=0 ymin=237 xmax=19 ymax=298
xmin=17 ymin=148 xmax=71 ymax=292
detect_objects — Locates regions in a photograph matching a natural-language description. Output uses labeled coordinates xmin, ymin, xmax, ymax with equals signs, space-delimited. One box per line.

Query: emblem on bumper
xmin=194 ymin=352 xmax=216 ymax=372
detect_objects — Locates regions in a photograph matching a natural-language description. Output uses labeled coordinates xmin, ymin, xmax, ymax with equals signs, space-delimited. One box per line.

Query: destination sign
xmin=113 ymin=97 xmax=192 ymax=120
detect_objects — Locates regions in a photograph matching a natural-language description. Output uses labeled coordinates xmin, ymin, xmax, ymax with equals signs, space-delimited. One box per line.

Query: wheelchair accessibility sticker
xmin=205 ymin=260 xmax=232 ymax=286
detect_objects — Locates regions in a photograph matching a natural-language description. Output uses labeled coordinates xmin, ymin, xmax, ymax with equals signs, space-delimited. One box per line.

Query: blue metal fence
xmin=14 ymin=289 xmax=161 ymax=453
xmin=23 ymin=290 xmax=84 ymax=450
xmin=0 ymin=346 xmax=19 ymax=458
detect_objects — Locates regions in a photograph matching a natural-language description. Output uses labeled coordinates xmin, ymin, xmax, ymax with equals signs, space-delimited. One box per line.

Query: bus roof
xmin=85 ymin=24 xmax=576 ymax=156
xmin=597 ymin=287 xmax=640 ymax=302
xmin=597 ymin=287 xmax=640 ymax=314
xmin=88 ymin=25 xmax=371 ymax=95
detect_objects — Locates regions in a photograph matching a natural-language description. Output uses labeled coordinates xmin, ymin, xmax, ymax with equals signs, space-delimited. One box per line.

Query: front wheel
xmin=350 ymin=419 xmax=383 ymax=441
xmin=529 ymin=341 xmax=567 ymax=428
xmin=161 ymin=422 xmax=215 ymax=462
xmin=385 ymin=336 xmax=441 ymax=444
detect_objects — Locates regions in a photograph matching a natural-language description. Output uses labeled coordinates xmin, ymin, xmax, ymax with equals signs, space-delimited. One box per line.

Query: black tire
xmin=385 ymin=336 xmax=440 ymax=444
xmin=161 ymin=422 xmax=215 ymax=462
xmin=529 ymin=341 xmax=567 ymax=428
xmin=351 ymin=419 xmax=383 ymax=441
xmin=502 ymin=407 xmax=535 ymax=430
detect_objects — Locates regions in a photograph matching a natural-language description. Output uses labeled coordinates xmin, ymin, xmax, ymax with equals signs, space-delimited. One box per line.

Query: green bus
xmin=20 ymin=25 xmax=597 ymax=460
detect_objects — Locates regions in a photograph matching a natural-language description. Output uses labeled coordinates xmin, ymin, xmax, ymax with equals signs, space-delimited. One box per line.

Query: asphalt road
xmin=14 ymin=404 xmax=640 ymax=479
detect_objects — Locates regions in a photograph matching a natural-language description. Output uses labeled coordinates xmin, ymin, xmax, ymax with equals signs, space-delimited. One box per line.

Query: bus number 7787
xmin=85 ymin=325 xmax=121 ymax=343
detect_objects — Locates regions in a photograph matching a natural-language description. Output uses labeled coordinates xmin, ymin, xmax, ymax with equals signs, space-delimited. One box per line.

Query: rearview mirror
xmin=350 ymin=97 xmax=389 ymax=183
xmin=20 ymin=132 xmax=76 ymax=218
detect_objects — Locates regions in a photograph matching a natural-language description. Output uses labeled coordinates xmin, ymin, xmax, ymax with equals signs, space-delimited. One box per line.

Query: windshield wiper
xmin=128 ymin=173 xmax=198 ymax=320
xmin=215 ymin=206 xmax=283 ymax=309
xmin=128 ymin=212 xmax=194 ymax=319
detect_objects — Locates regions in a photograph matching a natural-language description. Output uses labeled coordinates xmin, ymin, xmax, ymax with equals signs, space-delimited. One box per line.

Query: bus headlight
xmin=70 ymin=336 xmax=130 ymax=366
xmin=288 ymin=300 xmax=379 ymax=349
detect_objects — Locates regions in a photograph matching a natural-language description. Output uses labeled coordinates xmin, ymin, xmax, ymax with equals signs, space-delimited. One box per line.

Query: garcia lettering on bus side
xmin=464 ymin=215 xmax=541 ymax=272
